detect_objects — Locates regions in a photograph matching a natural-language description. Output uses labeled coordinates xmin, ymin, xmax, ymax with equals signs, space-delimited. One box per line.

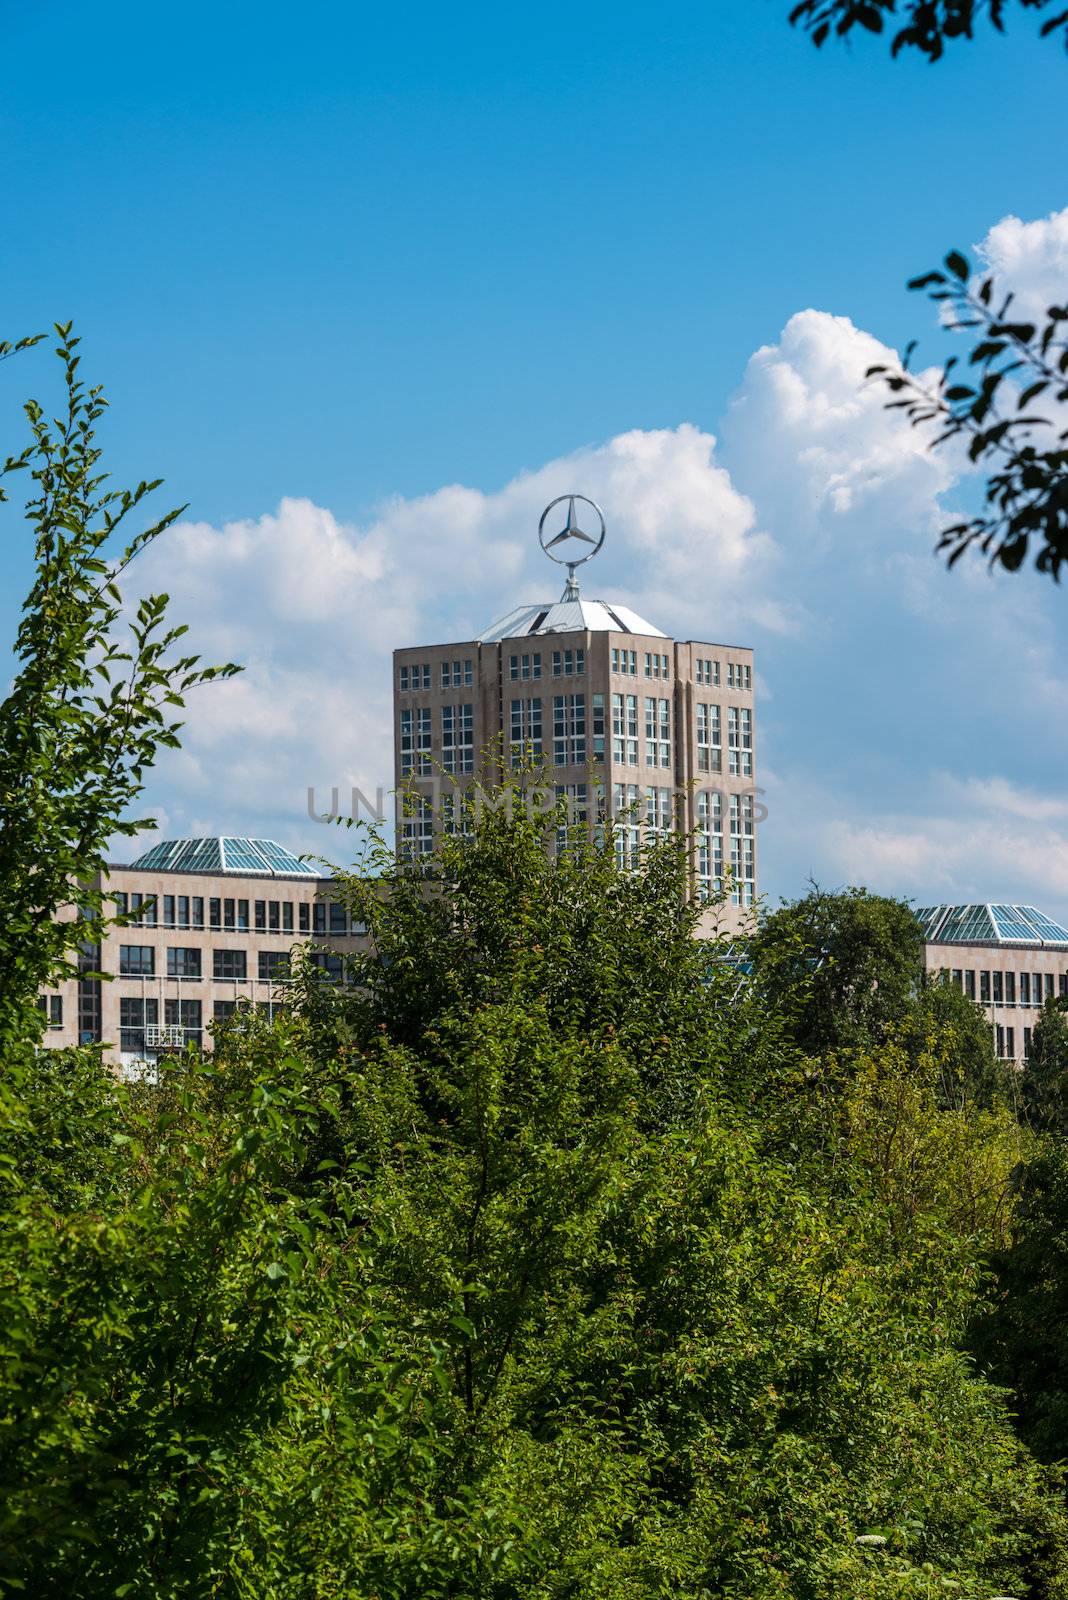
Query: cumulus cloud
xmin=976 ymin=205 xmax=1068 ymax=321
xmin=131 ymin=427 xmax=776 ymax=855
xmin=126 ymin=227 xmax=1068 ymax=919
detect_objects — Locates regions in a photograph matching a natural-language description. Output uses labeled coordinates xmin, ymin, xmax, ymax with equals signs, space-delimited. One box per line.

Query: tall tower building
xmin=392 ymin=495 xmax=757 ymax=932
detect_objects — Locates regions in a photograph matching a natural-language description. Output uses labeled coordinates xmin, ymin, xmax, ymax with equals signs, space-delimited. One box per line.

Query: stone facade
xmin=37 ymin=861 xmax=368 ymax=1074
xmin=394 ymin=617 xmax=757 ymax=934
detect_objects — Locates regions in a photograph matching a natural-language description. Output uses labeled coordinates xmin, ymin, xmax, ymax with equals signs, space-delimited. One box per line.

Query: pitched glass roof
xmin=918 ymin=903 xmax=1068 ymax=947
xmin=128 ymin=837 xmax=321 ymax=877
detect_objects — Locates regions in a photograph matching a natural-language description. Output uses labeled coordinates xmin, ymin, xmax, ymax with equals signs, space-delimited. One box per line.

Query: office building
xmin=919 ymin=902 xmax=1068 ymax=1063
xmin=37 ymin=836 xmax=368 ymax=1074
xmin=392 ymin=494 xmax=758 ymax=931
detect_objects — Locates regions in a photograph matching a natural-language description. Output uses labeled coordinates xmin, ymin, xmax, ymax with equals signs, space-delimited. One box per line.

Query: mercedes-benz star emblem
xmin=538 ymin=494 xmax=606 ymax=568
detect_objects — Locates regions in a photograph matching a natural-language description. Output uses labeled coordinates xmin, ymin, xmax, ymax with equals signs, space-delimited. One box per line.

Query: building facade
xmin=393 ymin=590 xmax=758 ymax=933
xmin=919 ymin=902 xmax=1068 ymax=1063
xmin=37 ymin=836 xmax=368 ymax=1074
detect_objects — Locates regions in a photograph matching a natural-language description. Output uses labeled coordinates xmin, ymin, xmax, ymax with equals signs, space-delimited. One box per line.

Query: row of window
xmin=118 ymin=945 xmax=318 ymax=981
xmin=508 ymin=648 xmax=587 ymax=681
xmin=694 ymin=658 xmax=752 ymax=690
xmin=117 ymin=966 xmax=347 ymax=1053
xmin=113 ymin=893 xmax=357 ymax=935
xmin=944 ymin=968 xmax=1068 ymax=1006
xmin=698 ymin=703 xmax=753 ymax=778
xmin=400 ymin=704 xmax=475 ymax=776
xmin=399 ymin=660 xmax=476 ymax=692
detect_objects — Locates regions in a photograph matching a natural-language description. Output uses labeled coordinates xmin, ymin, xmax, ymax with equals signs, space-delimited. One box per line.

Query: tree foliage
xmin=789 ymin=0 xmax=1068 ymax=60
xmin=0 ymin=325 xmax=238 ymax=1062
xmin=867 ymin=252 xmax=1068 ymax=577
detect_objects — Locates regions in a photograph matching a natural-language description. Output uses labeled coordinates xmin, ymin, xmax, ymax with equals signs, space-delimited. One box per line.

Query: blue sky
xmin=3 ymin=0 xmax=1067 ymax=916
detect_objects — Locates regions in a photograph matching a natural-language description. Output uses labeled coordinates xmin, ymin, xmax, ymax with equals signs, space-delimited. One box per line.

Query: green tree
xmin=750 ymin=885 xmax=925 ymax=1056
xmin=0 ymin=324 xmax=238 ymax=1062
xmin=264 ymin=800 xmax=1068 ymax=1597
xmin=1022 ymin=997 xmax=1068 ymax=1132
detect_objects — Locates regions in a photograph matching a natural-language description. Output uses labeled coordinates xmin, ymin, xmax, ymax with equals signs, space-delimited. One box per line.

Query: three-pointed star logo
xmin=545 ymin=495 xmax=599 ymax=555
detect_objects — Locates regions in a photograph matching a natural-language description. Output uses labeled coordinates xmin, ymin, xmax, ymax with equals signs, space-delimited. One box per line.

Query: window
xmin=553 ymin=693 xmax=586 ymax=766
xmin=612 ymin=692 xmax=638 ymax=765
xmin=696 ymin=703 xmax=722 ymax=775
xmin=1006 ymin=1026 xmax=1016 ymax=1058
xmin=611 ymin=647 xmax=638 ymax=675
xmin=167 ymin=947 xmax=201 ymax=979
xmin=1005 ymin=971 xmax=1016 ymax=1005
xmin=164 ymin=997 xmax=202 ymax=1043
xmin=441 ymin=790 xmax=473 ymax=837
xmin=224 ymin=898 xmax=235 ymax=930
xmin=283 ymin=902 xmax=293 ymax=934
xmin=992 ymin=971 xmax=1003 ymax=1005
xmin=119 ymin=944 xmax=155 ymax=977
xmin=729 ymin=793 xmax=755 ymax=908
xmin=163 ymin=894 xmax=175 ymax=927
xmin=727 ymin=661 xmax=752 ymax=691
xmin=192 ymin=897 xmax=204 ymax=929
xmin=645 ymin=786 xmax=672 ymax=834
xmin=177 ymin=895 xmax=189 ymax=928
xmin=214 ymin=999 xmax=238 ymax=1022
xmin=508 ymin=652 xmax=542 ymax=681
xmin=441 ymin=658 xmax=473 ymax=688
xmin=329 ymin=903 xmax=347 ymax=936
xmin=510 ymin=698 xmax=542 ymax=766
xmin=552 ymin=647 xmax=585 ymax=677
xmin=697 ymin=790 xmax=724 ymax=898
xmin=980 ymin=971 xmax=991 ymax=1004
xmin=442 ymin=703 xmax=475 ymax=774
xmin=592 ymin=692 xmax=605 ymax=759
xmin=399 ymin=662 xmax=431 ymax=692
xmin=951 ymin=969 xmax=963 ymax=988
xmin=996 ymin=1024 xmax=1004 ymax=1057
xmin=269 ymin=900 xmax=280 ymax=931
xmin=727 ymin=707 xmax=753 ymax=776
xmin=643 ymin=652 xmax=669 ymax=679
xmin=401 ymin=794 xmax=435 ymax=859
xmin=299 ymin=903 xmax=310 ymax=933
xmin=695 ymin=657 xmax=720 ymax=688
xmin=119 ymin=995 xmax=159 ymax=1052
xmin=1021 ymin=972 xmax=1031 ymax=1005
xmin=555 ymin=783 xmax=589 ymax=853
xmin=258 ymin=951 xmax=290 ymax=981
xmin=613 ymin=783 xmax=640 ymax=870
xmin=1045 ymin=973 xmax=1055 ymax=1000
xmin=645 ymin=697 xmax=670 ymax=768
xmin=964 ymin=969 xmax=975 ymax=999
xmin=140 ymin=894 xmax=157 ymax=927
xmin=1062 ymin=973 xmax=1068 ymax=998
xmin=310 ymin=952 xmax=344 ymax=981
xmin=255 ymin=899 xmax=267 ymax=930
xmin=113 ymin=891 xmax=128 ymax=917
xmin=37 ymin=994 xmax=63 ymax=1027
xmin=210 ymin=897 xmax=222 ymax=930
xmin=400 ymin=706 xmax=432 ymax=776
xmin=1024 ymin=1026 xmax=1033 ymax=1059
xmin=313 ymin=903 xmax=326 ymax=935
xmin=213 ymin=949 xmax=247 ymax=980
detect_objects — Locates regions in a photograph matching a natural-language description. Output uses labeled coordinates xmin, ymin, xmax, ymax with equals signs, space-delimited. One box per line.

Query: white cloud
xmin=976 ymin=206 xmax=1068 ymax=322
xmin=125 ymin=235 xmax=1068 ymax=921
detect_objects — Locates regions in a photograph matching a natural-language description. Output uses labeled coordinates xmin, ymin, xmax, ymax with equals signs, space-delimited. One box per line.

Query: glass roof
xmin=128 ymin=837 xmax=321 ymax=878
xmin=918 ymin=903 xmax=1068 ymax=947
